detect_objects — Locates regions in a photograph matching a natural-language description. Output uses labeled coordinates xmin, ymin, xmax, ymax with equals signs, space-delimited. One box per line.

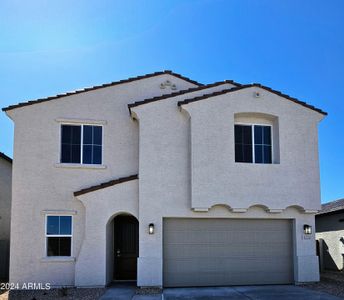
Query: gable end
xmin=2 ymin=71 xmax=202 ymax=112
xmin=177 ymin=83 xmax=327 ymax=116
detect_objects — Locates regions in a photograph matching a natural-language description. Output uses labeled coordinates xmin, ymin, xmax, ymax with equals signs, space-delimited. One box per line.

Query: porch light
xmin=149 ymin=223 xmax=154 ymax=234
xmin=303 ymin=224 xmax=312 ymax=235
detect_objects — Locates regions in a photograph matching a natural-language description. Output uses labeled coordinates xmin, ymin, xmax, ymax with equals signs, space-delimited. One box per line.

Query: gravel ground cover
xmin=4 ymin=287 xmax=105 ymax=300
xmin=301 ymin=271 xmax=344 ymax=299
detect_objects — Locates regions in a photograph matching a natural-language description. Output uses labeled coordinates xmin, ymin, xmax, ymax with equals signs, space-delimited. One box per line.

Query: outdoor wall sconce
xmin=303 ymin=224 xmax=312 ymax=235
xmin=149 ymin=223 xmax=154 ymax=234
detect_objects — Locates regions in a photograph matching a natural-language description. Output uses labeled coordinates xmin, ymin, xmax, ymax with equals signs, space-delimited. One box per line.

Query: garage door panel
xmin=165 ymin=257 xmax=292 ymax=273
xmin=163 ymin=218 xmax=293 ymax=287
xmin=166 ymin=230 xmax=291 ymax=244
xmin=164 ymin=270 xmax=291 ymax=287
xmin=165 ymin=243 xmax=292 ymax=259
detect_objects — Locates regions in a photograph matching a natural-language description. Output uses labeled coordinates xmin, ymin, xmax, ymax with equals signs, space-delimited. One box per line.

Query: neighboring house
xmin=316 ymin=199 xmax=344 ymax=271
xmin=0 ymin=152 xmax=12 ymax=280
xmin=2 ymin=70 xmax=326 ymax=288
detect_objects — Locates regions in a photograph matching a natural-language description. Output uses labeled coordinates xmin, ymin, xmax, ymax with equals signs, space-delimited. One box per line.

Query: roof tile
xmin=74 ymin=174 xmax=138 ymax=197
xmin=177 ymin=84 xmax=327 ymax=115
xmin=2 ymin=71 xmax=202 ymax=112
xmin=317 ymin=199 xmax=344 ymax=215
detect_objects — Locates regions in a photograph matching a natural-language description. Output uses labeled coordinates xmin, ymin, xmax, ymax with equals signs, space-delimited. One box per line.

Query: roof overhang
xmin=74 ymin=174 xmax=138 ymax=197
xmin=177 ymin=84 xmax=327 ymax=116
xmin=2 ymin=70 xmax=202 ymax=112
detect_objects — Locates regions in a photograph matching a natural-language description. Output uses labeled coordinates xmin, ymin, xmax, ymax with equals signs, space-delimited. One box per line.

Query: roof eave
xmin=128 ymin=80 xmax=241 ymax=113
xmin=177 ymin=84 xmax=327 ymax=116
xmin=74 ymin=174 xmax=138 ymax=197
xmin=2 ymin=71 xmax=202 ymax=112
xmin=0 ymin=152 xmax=13 ymax=163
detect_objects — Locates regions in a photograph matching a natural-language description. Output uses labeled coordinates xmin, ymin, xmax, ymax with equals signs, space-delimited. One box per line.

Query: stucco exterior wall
xmin=75 ymin=179 xmax=139 ymax=287
xmin=316 ymin=212 xmax=344 ymax=270
xmin=7 ymin=74 xmax=196 ymax=286
xmin=0 ymin=157 xmax=11 ymax=241
xmin=131 ymin=87 xmax=323 ymax=286
xmin=180 ymin=87 xmax=323 ymax=211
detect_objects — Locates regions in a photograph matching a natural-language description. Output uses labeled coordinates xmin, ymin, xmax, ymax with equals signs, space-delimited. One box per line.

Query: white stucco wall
xmin=132 ymin=87 xmax=323 ymax=286
xmin=7 ymin=74 xmax=196 ymax=286
xmin=75 ymin=179 xmax=139 ymax=287
xmin=180 ymin=87 xmax=323 ymax=211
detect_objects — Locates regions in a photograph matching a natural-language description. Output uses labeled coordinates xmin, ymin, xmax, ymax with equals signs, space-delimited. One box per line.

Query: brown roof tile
xmin=317 ymin=199 xmax=344 ymax=216
xmin=2 ymin=71 xmax=202 ymax=112
xmin=128 ymin=80 xmax=241 ymax=112
xmin=177 ymin=84 xmax=327 ymax=116
xmin=74 ymin=174 xmax=138 ymax=197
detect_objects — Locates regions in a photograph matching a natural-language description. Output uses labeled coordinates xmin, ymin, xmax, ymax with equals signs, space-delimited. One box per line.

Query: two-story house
xmin=3 ymin=71 xmax=326 ymax=288
xmin=0 ymin=152 xmax=12 ymax=280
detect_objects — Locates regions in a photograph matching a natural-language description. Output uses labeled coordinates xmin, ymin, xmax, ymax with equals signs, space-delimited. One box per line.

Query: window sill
xmin=234 ymin=162 xmax=280 ymax=165
xmin=55 ymin=163 xmax=107 ymax=170
xmin=40 ymin=257 xmax=76 ymax=263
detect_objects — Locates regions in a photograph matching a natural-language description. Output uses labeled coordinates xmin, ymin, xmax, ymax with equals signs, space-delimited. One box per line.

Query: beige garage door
xmin=163 ymin=218 xmax=293 ymax=287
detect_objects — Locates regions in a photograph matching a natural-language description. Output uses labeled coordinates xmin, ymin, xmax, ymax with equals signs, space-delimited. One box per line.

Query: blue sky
xmin=0 ymin=0 xmax=343 ymax=203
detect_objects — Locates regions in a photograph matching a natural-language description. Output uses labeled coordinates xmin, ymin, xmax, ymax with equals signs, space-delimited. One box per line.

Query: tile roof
xmin=317 ymin=199 xmax=344 ymax=215
xmin=2 ymin=71 xmax=202 ymax=112
xmin=127 ymin=80 xmax=240 ymax=112
xmin=74 ymin=174 xmax=138 ymax=197
xmin=0 ymin=152 xmax=12 ymax=163
xmin=177 ymin=83 xmax=327 ymax=116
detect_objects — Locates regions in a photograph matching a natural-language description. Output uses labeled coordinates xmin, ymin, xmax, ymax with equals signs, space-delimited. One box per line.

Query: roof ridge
xmin=2 ymin=71 xmax=202 ymax=112
xmin=0 ymin=152 xmax=12 ymax=163
xmin=128 ymin=80 xmax=241 ymax=111
xmin=177 ymin=83 xmax=327 ymax=115
xmin=74 ymin=174 xmax=138 ymax=197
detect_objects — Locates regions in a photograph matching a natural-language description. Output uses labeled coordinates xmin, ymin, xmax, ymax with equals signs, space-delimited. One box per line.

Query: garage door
xmin=163 ymin=218 xmax=293 ymax=287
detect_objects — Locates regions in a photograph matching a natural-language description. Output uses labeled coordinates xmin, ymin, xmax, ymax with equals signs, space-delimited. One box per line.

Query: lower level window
xmin=46 ymin=216 xmax=72 ymax=256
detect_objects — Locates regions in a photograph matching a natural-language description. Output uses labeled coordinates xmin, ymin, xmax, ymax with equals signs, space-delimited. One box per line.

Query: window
xmin=60 ymin=125 xmax=102 ymax=164
xmin=235 ymin=124 xmax=272 ymax=164
xmin=46 ymin=216 xmax=72 ymax=257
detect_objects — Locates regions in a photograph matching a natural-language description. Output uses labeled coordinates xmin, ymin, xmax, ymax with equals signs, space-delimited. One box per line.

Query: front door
xmin=113 ymin=215 xmax=139 ymax=280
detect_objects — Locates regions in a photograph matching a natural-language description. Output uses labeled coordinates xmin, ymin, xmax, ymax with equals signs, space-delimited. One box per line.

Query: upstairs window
xmin=46 ymin=216 xmax=72 ymax=257
xmin=61 ymin=124 xmax=102 ymax=164
xmin=235 ymin=124 xmax=272 ymax=164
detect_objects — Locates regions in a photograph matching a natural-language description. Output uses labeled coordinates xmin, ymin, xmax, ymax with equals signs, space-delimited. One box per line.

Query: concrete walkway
xmin=100 ymin=284 xmax=342 ymax=300
xmin=99 ymin=283 xmax=161 ymax=300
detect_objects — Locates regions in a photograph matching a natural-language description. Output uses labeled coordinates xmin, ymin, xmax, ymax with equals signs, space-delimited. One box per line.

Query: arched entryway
xmin=106 ymin=214 xmax=139 ymax=283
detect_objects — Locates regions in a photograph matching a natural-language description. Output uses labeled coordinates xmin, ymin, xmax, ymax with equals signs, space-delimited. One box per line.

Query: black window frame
xmin=235 ymin=124 xmax=273 ymax=164
xmin=46 ymin=215 xmax=73 ymax=257
xmin=60 ymin=124 xmax=103 ymax=165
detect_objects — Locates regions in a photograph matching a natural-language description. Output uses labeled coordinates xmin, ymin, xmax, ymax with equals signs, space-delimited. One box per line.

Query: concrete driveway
xmin=101 ymin=284 xmax=343 ymax=300
xmin=163 ymin=285 xmax=343 ymax=300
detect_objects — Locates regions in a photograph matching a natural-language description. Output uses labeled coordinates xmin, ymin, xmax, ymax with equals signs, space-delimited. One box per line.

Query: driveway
xmin=163 ymin=285 xmax=342 ymax=299
xmin=99 ymin=284 xmax=343 ymax=300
